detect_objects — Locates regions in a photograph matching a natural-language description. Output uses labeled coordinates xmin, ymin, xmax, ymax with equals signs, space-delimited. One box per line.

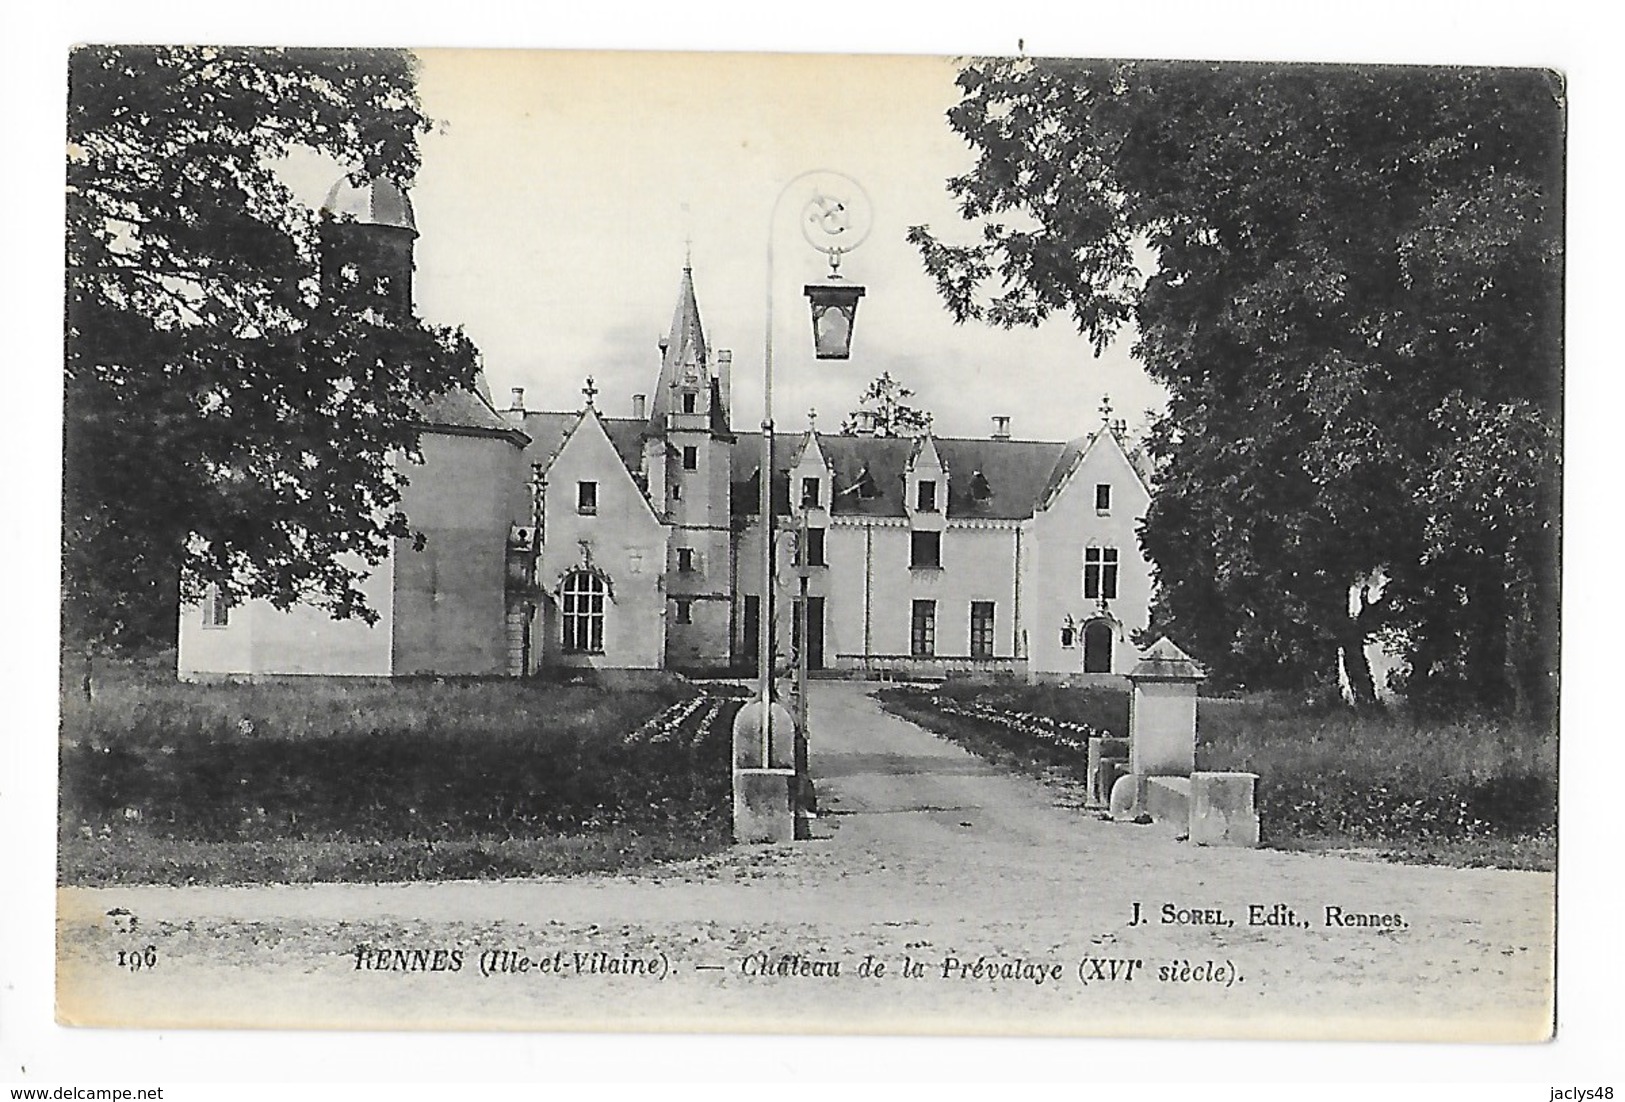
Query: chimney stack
xmin=991 ymin=415 xmax=1011 ymax=440
xmin=716 ymin=350 xmax=732 ymax=417
xmin=632 ymin=393 xmax=647 ymax=420
xmin=853 ymin=409 xmax=878 ymax=436
xmin=504 ymin=387 xmax=527 ymax=428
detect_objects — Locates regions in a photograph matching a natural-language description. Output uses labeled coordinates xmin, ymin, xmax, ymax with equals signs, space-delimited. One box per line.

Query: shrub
xmin=876 ymin=684 xmax=1555 ymax=868
xmin=59 ymin=672 xmax=739 ymax=881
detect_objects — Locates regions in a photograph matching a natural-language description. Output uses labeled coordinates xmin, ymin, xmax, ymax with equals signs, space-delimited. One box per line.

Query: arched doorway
xmin=1082 ymin=619 xmax=1114 ymax=673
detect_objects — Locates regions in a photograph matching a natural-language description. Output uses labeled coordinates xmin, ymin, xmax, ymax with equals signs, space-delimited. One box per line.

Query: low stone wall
xmin=832 ymin=655 xmax=1029 ymax=682
xmin=1116 ymin=771 xmax=1261 ymax=848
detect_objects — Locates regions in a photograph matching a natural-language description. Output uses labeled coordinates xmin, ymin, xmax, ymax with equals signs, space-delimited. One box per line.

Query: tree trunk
xmin=1338 ymin=613 xmax=1378 ymax=709
xmin=1466 ymin=548 xmax=1512 ymax=714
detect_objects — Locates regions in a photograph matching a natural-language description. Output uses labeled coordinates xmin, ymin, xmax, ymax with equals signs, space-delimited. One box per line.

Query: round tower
xmin=318 ymin=176 xmax=419 ymax=314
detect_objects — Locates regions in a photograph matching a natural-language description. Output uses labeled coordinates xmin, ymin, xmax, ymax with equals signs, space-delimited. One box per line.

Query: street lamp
xmin=734 ymin=170 xmax=871 ymax=844
xmin=806 ymin=281 xmax=866 ymax=360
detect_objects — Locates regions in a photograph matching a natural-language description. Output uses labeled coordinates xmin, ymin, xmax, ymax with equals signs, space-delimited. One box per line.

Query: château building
xmin=178 ymin=178 xmax=1155 ymax=683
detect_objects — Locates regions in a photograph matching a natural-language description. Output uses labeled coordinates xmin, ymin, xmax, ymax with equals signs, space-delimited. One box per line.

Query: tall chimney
xmin=509 ymin=387 xmax=526 ymax=413
xmin=991 ymin=415 xmax=1011 ymax=439
xmin=716 ymin=350 xmax=732 ymax=419
xmin=632 ymin=393 xmax=647 ymax=420
xmin=853 ymin=409 xmax=878 ymax=437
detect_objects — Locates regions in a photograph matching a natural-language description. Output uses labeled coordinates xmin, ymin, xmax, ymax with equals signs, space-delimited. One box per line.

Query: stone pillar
xmin=1126 ymin=637 xmax=1205 ymax=779
xmin=732 ymin=696 xmax=797 ymax=843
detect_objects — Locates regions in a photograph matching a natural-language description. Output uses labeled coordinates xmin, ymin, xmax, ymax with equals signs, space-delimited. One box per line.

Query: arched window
xmin=1083 ymin=619 xmax=1114 ymax=673
xmin=561 ymin=570 xmax=606 ymax=653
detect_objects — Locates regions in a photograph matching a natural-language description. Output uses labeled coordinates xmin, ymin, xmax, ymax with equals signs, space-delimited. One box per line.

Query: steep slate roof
xmin=415 ymin=385 xmax=529 ymax=444
xmin=732 ymin=433 xmax=1072 ymax=521
xmin=518 ymin=411 xmax=647 ymax=477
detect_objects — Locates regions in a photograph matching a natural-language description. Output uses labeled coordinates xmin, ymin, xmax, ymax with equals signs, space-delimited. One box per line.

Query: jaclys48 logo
xmin=1550 ymin=1088 xmax=1613 ymax=1101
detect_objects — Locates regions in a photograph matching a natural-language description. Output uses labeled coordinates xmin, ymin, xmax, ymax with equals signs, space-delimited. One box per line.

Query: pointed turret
xmin=647 ymin=264 xmax=711 ymax=432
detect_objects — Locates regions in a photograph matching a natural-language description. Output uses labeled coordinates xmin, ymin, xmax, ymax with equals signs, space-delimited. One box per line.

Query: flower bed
xmin=59 ymin=675 xmax=742 ymax=884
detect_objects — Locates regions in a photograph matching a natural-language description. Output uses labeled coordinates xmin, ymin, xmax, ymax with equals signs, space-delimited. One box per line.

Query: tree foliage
xmin=911 ymin=60 xmax=1562 ymax=713
xmin=65 ymin=46 xmax=480 ymax=652
xmin=840 ymin=371 xmax=932 ymax=437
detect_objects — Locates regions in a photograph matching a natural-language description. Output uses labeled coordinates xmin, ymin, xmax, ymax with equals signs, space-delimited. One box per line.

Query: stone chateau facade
xmin=178 ymin=179 xmax=1155 ymax=682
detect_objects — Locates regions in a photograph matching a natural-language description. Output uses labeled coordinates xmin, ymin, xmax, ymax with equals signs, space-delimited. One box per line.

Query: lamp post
xmin=735 ymin=170 xmax=870 ymax=844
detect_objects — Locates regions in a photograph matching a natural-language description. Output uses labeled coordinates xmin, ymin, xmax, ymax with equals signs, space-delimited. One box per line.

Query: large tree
xmin=840 ymin=371 xmax=932 ymax=437
xmin=65 ymin=46 xmax=479 ymax=656
xmin=910 ymin=60 xmax=1562 ymax=712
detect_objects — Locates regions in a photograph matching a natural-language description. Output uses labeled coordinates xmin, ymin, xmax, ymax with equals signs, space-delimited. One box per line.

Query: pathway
xmin=56 ymin=682 xmax=1554 ymax=1039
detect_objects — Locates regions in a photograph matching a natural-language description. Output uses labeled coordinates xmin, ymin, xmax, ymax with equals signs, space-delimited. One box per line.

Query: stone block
xmin=1108 ymin=772 xmax=1139 ymax=819
xmin=1189 ymin=771 xmax=1260 ymax=847
xmin=731 ymin=698 xmax=797 ymax=771
xmin=1142 ymin=775 xmax=1192 ymax=825
xmin=733 ymin=768 xmax=797 ymax=844
xmin=1088 ymin=737 xmax=1130 ymax=804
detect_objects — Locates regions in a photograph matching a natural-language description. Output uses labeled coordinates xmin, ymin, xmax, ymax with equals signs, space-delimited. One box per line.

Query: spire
xmin=647 ymin=264 xmax=710 ymax=431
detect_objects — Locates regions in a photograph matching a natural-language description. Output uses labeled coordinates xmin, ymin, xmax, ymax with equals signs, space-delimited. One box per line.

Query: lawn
xmin=876 ymin=682 xmax=1556 ymax=870
xmin=59 ymin=661 xmax=740 ymax=885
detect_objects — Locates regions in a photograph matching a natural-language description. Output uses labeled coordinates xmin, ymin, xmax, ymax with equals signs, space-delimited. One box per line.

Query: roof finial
xmin=681 ymin=201 xmax=693 ymax=270
xmin=807 ymin=407 xmax=818 ymax=432
xmin=582 ymin=376 xmax=598 ymax=407
xmin=1099 ymin=393 xmax=1114 ymax=425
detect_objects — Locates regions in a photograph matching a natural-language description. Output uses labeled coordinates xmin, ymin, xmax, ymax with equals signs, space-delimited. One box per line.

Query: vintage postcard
xmin=55 ymin=47 xmax=1561 ymax=1041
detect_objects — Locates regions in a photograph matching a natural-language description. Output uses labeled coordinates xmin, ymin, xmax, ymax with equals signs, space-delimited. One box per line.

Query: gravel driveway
xmin=57 ymin=681 xmax=1554 ymax=1040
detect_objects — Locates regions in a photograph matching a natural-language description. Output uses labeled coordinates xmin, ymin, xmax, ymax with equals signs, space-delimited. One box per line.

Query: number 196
xmin=117 ymin=945 xmax=157 ymax=971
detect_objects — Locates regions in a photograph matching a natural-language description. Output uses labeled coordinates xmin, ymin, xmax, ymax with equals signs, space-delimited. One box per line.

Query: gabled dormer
xmin=905 ymin=432 xmax=948 ymax=527
xmin=790 ymin=417 xmax=833 ymax=519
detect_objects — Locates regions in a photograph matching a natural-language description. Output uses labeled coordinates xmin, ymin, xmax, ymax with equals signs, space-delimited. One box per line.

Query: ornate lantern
xmin=803 ymin=279 xmax=865 ymax=360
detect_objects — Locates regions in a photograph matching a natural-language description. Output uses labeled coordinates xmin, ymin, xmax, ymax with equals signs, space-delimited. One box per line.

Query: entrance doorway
xmin=1083 ymin=619 xmax=1114 ymax=673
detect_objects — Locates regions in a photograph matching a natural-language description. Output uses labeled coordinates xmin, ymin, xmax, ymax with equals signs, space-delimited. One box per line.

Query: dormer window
xmin=682 ymin=391 xmax=698 ymax=414
xmin=801 ymin=477 xmax=821 ymax=508
xmin=849 ymin=467 xmax=881 ymax=500
xmin=577 ymin=481 xmax=598 ymax=515
xmin=1096 ymin=483 xmax=1112 ymax=514
xmin=916 ymin=479 xmax=938 ymax=512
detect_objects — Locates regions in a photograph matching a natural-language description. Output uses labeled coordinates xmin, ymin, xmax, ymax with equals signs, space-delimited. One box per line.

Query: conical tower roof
xmin=647 ymin=264 xmax=709 ymax=431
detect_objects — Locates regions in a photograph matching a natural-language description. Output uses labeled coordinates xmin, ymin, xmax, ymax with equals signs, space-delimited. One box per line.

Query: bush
xmin=59 ymin=671 xmax=740 ymax=882
xmin=876 ymin=683 xmax=1555 ymax=868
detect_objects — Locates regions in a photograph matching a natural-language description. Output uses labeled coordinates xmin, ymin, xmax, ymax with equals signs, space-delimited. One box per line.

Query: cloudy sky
xmin=297 ymin=49 xmax=1165 ymax=443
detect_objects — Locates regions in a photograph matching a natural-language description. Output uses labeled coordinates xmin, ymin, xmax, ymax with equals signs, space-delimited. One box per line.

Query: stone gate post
xmin=1127 ymin=637 xmax=1205 ymax=778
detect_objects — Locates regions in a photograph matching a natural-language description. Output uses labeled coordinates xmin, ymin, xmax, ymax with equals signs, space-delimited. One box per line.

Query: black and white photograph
xmin=6 ymin=5 xmax=1615 ymax=1092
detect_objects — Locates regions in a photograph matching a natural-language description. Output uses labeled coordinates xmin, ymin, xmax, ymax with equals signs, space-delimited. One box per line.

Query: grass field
xmin=58 ymin=662 xmax=739 ymax=885
xmin=877 ymin=682 xmax=1556 ymax=870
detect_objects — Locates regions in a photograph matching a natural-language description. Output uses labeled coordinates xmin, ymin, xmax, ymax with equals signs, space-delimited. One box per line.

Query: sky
xmin=291 ymin=49 xmax=1166 ymax=443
